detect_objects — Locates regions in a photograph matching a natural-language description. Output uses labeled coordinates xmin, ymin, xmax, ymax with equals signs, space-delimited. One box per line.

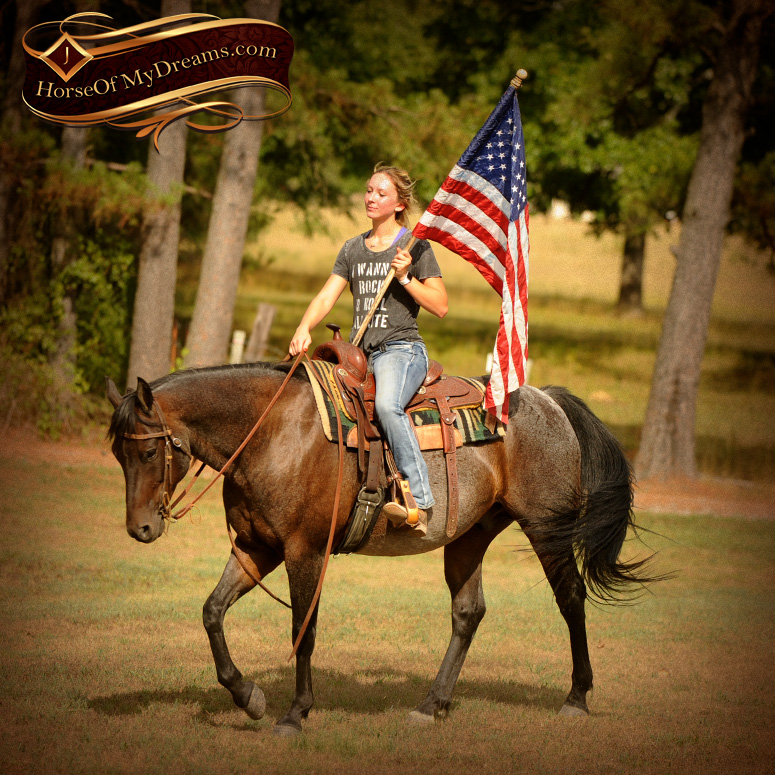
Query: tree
xmin=0 ymin=1 xmax=151 ymax=425
xmin=50 ymin=125 xmax=88 ymax=387
xmin=636 ymin=0 xmax=773 ymax=478
xmin=125 ymin=0 xmax=191 ymax=390
xmin=0 ymin=0 xmax=46 ymax=307
xmin=730 ymin=154 xmax=775 ymax=271
xmin=183 ymin=0 xmax=281 ymax=368
xmin=49 ymin=1 xmax=100 ymax=387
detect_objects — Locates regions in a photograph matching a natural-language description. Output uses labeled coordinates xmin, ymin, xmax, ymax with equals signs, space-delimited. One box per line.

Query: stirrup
xmin=382 ymin=502 xmax=428 ymax=535
xmin=397 ymin=479 xmax=419 ymax=525
xmin=383 ymin=478 xmax=427 ymax=535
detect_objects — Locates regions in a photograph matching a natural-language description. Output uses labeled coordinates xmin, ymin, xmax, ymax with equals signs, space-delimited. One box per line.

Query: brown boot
xmin=382 ymin=502 xmax=428 ymax=535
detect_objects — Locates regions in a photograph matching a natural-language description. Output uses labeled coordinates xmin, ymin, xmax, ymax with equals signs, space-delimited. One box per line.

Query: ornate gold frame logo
xmin=22 ymin=12 xmax=294 ymax=149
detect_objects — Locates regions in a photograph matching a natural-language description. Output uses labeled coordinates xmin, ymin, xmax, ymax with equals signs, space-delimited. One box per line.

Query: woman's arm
xmin=391 ymin=247 xmax=448 ymax=318
xmin=289 ymin=274 xmax=349 ymax=355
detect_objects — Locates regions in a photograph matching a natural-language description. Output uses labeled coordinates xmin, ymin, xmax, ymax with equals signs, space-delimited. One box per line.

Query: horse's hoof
xmin=273 ymin=723 xmax=302 ymax=738
xmin=407 ymin=710 xmax=435 ymax=725
xmin=243 ymin=684 xmax=266 ymax=720
xmin=559 ymin=703 xmax=589 ymax=717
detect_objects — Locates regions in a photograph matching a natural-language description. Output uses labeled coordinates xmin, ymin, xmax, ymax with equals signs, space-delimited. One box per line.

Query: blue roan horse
xmin=107 ymin=363 xmax=651 ymax=736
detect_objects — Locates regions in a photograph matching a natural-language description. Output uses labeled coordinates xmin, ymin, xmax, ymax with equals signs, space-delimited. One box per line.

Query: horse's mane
xmin=108 ymin=361 xmax=308 ymax=441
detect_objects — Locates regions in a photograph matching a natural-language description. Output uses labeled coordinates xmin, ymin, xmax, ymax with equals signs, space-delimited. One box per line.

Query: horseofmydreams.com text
xmin=36 ymin=43 xmax=278 ymax=100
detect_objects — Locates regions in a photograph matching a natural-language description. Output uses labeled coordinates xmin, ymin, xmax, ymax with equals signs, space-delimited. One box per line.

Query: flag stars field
xmin=413 ymin=81 xmax=530 ymax=422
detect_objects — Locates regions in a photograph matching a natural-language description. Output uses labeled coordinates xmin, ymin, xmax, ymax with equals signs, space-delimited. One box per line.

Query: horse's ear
xmin=106 ymin=377 xmax=122 ymax=408
xmin=136 ymin=378 xmax=154 ymax=414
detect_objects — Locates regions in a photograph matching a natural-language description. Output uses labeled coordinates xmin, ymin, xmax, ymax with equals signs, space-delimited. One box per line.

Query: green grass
xmin=1 ymin=453 xmax=774 ymax=775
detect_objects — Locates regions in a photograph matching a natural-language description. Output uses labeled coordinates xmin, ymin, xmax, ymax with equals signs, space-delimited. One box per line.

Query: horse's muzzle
xmin=127 ymin=516 xmax=163 ymax=543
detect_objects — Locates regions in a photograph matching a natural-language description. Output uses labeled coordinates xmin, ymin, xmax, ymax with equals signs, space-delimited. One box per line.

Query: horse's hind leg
xmin=524 ymin=528 xmax=593 ymax=716
xmin=203 ymin=546 xmax=281 ymax=720
xmin=411 ymin=513 xmax=512 ymax=723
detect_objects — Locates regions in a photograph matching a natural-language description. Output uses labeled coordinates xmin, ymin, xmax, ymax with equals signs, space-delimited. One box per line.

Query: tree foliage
xmin=0 ymin=129 xmax=146 ymax=389
xmin=519 ymin=0 xmax=706 ymax=234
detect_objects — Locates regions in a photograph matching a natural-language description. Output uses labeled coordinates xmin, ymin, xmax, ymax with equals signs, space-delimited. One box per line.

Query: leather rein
xmin=121 ymin=352 xmax=344 ymax=661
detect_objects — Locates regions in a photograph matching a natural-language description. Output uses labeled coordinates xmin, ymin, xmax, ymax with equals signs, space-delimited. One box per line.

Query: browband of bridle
xmin=123 ymin=403 xmax=183 ymax=446
xmin=123 ymin=430 xmax=175 ymax=441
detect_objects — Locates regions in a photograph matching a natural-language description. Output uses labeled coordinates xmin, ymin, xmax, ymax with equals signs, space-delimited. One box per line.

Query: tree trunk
xmin=49 ymin=1 xmax=98 ymax=387
xmin=125 ymin=0 xmax=192 ymax=390
xmin=616 ymin=230 xmax=645 ymax=314
xmin=635 ymin=0 xmax=770 ymax=479
xmin=0 ymin=0 xmax=46 ymax=306
xmin=0 ymin=0 xmax=45 ymax=130
xmin=184 ymin=0 xmax=281 ymax=368
xmin=50 ymin=127 xmax=88 ymax=385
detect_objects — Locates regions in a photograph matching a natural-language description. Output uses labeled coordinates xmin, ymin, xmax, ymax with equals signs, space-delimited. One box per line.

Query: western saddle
xmin=312 ymin=325 xmax=484 ymax=548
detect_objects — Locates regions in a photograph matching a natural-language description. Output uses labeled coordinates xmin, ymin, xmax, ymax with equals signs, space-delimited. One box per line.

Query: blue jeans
xmin=371 ymin=341 xmax=435 ymax=509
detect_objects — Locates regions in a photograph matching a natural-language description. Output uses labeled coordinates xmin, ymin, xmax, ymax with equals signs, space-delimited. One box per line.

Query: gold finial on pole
xmin=511 ymin=69 xmax=528 ymax=89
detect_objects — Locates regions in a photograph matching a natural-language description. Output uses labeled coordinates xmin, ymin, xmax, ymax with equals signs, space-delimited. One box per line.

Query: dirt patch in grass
xmin=635 ymin=475 xmax=775 ymax=520
xmin=4 ymin=426 xmax=115 ymax=468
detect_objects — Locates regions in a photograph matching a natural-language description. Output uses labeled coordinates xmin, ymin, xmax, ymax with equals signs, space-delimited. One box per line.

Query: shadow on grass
xmin=88 ymin=666 xmax=566 ymax=722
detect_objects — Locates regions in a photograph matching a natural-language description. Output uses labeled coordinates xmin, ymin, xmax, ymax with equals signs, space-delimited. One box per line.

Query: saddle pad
xmin=302 ymin=360 xmax=505 ymax=449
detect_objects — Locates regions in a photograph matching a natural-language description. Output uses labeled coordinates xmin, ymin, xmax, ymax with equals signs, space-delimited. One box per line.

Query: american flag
xmin=413 ymin=84 xmax=529 ymax=423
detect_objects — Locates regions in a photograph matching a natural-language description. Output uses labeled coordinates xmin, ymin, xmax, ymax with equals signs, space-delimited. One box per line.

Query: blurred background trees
xmin=1 ymin=0 xmax=773 ymax=478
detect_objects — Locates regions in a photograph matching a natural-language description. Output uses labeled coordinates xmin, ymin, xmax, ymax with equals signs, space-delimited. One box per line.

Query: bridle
xmin=122 ymin=400 xmax=192 ymax=523
xmin=119 ymin=353 xmax=345 ymax=660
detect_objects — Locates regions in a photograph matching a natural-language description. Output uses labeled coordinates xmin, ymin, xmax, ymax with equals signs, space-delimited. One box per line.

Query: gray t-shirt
xmin=331 ymin=230 xmax=442 ymax=355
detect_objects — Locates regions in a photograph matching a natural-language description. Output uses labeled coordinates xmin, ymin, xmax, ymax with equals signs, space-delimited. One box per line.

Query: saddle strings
xmin=287 ymin=351 xmax=346 ymax=662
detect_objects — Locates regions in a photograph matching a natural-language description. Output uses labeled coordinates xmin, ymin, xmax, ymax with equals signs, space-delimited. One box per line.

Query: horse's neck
xmin=162 ymin=371 xmax=287 ymax=470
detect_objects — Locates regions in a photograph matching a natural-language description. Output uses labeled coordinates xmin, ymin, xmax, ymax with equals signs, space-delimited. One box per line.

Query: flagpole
xmin=352 ymin=236 xmax=416 ymax=347
xmin=352 ymin=69 xmax=526 ymax=350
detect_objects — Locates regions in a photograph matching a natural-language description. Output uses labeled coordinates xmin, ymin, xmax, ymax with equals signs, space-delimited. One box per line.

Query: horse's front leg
xmin=411 ymin=514 xmax=512 ymax=723
xmin=203 ymin=545 xmax=281 ymax=720
xmin=273 ymin=546 xmax=324 ymax=737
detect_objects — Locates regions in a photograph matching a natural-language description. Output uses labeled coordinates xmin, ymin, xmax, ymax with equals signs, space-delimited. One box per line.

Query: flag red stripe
xmin=515 ymin=209 xmax=529 ymax=353
xmin=437 ymin=177 xmax=510 ymax=231
xmin=505 ymin=247 xmax=525 ymax=388
xmin=412 ymin=224 xmax=504 ymax=295
xmin=422 ymin=202 xmax=508 ymax=265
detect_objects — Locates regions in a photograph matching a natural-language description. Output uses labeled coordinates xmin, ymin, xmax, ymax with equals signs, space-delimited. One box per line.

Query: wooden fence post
xmin=244 ymin=302 xmax=276 ymax=362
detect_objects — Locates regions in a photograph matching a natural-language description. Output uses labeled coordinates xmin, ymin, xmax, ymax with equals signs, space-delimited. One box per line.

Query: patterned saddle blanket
xmin=301 ymin=359 xmax=505 ymax=450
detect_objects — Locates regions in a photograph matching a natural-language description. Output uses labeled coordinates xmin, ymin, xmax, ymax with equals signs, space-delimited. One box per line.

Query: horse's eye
xmin=141 ymin=448 xmax=158 ymax=463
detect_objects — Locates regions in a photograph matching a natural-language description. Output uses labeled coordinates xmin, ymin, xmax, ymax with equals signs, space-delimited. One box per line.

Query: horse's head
xmin=107 ymin=377 xmax=191 ymax=543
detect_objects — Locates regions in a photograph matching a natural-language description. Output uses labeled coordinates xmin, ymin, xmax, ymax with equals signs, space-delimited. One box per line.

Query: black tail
xmin=539 ymin=386 xmax=656 ymax=602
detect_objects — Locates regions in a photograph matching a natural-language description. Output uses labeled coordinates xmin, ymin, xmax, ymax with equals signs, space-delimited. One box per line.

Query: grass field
xmin=176 ymin=207 xmax=775 ymax=480
xmin=1 ymin=446 xmax=774 ymax=775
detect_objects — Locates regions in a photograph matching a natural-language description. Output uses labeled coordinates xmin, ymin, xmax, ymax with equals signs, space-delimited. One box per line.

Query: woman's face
xmin=364 ymin=173 xmax=404 ymax=222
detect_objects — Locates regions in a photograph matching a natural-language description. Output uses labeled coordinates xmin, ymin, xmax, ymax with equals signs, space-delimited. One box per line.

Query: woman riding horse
xmin=289 ymin=164 xmax=448 ymax=534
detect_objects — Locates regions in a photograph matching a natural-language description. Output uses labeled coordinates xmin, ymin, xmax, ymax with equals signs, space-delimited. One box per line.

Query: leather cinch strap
xmin=436 ymin=395 xmax=459 ymax=538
